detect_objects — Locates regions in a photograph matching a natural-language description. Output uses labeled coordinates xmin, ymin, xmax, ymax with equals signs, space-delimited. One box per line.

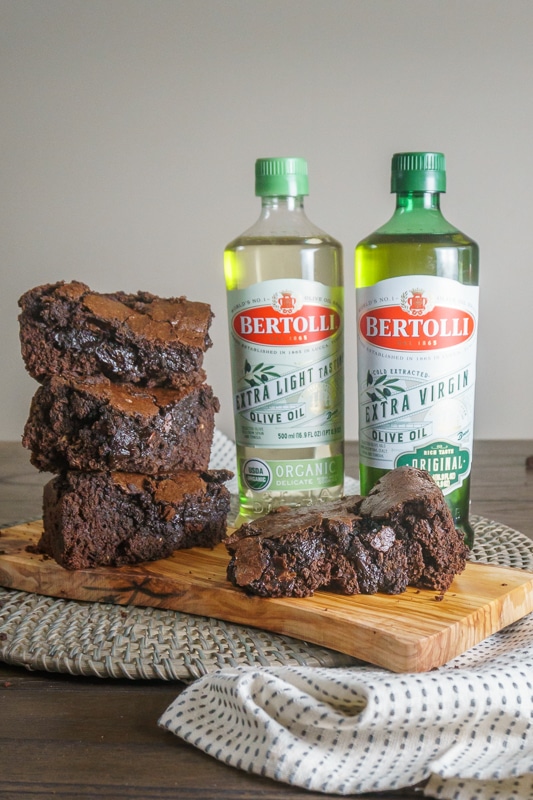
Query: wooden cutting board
xmin=1 ymin=520 xmax=533 ymax=673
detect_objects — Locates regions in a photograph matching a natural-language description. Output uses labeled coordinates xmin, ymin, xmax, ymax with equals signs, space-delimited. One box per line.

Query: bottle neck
xmin=395 ymin=191 xmax=442 ymax=212
xmin=259 ymin=195 xmax=306 ymax=215
xmin=373 ymin=189 xmax=458 ymax=236
xmin=228 ymin=193 xmax=333 ymax=241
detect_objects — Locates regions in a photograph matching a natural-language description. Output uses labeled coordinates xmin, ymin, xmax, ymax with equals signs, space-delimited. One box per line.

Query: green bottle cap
xmin=391 ymin=152 xmax=446 ymax=193
xmin=255 ymin=157 xmax=309 ymax=197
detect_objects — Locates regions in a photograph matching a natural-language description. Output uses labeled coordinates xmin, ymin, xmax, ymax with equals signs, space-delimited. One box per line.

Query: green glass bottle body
xmin=355 ymin=190 xmax=479 ymax=546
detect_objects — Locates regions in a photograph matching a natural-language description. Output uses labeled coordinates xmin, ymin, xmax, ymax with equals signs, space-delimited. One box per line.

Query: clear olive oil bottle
xmin=355 ymin=152 xmax=479 ymax=545
xmin=225 ymin=158 xmax=344 ymax=522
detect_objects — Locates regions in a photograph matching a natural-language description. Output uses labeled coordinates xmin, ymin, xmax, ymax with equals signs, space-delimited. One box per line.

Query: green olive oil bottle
xmin=225 ymin=158 xmax=344 ymax=522
xmin=355 ymin=152 xmax=479 ymax=545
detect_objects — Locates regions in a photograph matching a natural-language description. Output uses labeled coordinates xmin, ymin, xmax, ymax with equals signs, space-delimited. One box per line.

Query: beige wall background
xmin=2 ymin=0 xmax=531 ymax=443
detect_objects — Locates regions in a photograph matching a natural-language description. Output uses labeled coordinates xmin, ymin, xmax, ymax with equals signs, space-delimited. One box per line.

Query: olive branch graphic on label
xmin=243 ymin=360 xmax=281 ymax=387
xmin=365 ymin=371 xmax=405 ymax=402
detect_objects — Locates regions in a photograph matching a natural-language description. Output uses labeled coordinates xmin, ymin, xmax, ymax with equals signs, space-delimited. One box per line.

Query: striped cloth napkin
xmin=159 ymin=611 xmax=533 ymax=799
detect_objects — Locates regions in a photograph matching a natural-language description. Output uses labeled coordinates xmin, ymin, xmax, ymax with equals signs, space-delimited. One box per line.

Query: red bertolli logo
xmin=360 ymin=288 xmax=474 ymax=351
xmin=233 ymin=292 xmax=340 ymax=346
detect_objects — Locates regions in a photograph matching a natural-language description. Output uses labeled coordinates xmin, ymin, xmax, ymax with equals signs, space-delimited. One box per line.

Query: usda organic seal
xmin=242 ymin=458 xmax=272 ymax=491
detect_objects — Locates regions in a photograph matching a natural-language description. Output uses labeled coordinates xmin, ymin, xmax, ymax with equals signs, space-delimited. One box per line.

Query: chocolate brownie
xmin=40 ymin=469 xmax=232 ymax=570
xmin=359 ymin=466 xmax=468 ymax=592
xmin=18 ymin=281 xmax=213 ymax=388
xmin=226 ymin=467 xmax=468 ymax=598
xmin=23 ymin=377 xmax=219 ymax=474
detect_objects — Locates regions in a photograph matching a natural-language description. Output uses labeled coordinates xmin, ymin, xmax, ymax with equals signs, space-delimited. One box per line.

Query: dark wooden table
xmin=1 ymin=440 xmax=532 ymax=799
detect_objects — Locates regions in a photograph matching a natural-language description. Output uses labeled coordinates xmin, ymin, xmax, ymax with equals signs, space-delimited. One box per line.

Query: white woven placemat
xmin=1 ymin=430 xmax=532 ymax=682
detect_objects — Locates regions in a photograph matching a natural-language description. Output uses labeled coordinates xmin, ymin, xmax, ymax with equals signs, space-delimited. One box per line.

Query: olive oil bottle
xmin=355 ymin=152 xmax=479 ymax=544
xmin=225 ymin=158 xmax=344 ymax=522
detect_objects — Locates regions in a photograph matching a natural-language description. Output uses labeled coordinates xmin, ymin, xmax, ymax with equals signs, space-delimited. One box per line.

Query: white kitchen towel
xmin=159 ymin=611 xmax=533 ymax=798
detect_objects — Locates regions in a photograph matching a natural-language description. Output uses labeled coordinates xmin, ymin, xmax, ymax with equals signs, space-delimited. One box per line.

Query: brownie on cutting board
xmin=23 ymin=377 xmax=219 ymax=474
xmin=226 ymin=467 xmax=468 ymax=598
xmin=39 ymin=469 xmax=233 ymax=570
xmin=18 ymin=280 xmax=213 ymax=388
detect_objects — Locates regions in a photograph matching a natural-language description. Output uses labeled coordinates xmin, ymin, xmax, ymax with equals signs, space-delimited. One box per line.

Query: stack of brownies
xmin=18 ymin=280 xmax=231 ymax=570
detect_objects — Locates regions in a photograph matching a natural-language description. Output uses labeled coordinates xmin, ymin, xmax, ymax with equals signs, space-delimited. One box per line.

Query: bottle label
xmin=227 ymin=278 xmax=344 ymax=451
xmin=356 ymin=275 xmax=479 ymax=495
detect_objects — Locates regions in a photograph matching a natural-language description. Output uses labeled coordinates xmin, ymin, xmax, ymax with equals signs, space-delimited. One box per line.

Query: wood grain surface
xmin=2 ymin=518 xmax=533 ymax=673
